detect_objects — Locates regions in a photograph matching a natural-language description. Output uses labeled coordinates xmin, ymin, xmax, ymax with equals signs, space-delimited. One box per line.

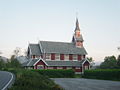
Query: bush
xmin=8 ymin=69 xmax=63 ymax=90
xmin=83 ymin=69 xmax=120 ymax=81
xmin=32 ymin=69 xmax=75 ymax=78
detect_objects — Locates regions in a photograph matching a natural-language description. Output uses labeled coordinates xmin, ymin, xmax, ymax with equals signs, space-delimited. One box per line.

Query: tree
xmin=87 ymin=57 xmax=95 ymax=68
xmin=10 ymin=55 xmax=22 ymax=68
xmin=14 ymin=47 xmax=21 ymax=57
xmin=87 ymin=57 xmax=93 ymax=62
xmin=6 ymin=55 xmax=22 ymax=69
xmin=100 ymin=56 xmax=118 ymax=69
xmin=117 ymin=55 xmax=120 ymax=68
xmin=0 ymin=58 xmax=6 ymax=70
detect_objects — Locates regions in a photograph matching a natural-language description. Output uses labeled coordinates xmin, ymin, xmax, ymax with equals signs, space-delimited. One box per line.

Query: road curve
xmin=52 ymin=78 xmax=120 ymax=90
xmin=0 ymin=71 xmax=14 ymax=90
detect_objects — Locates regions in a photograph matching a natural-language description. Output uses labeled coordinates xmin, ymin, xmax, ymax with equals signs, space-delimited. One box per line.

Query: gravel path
xmin=52 ymin=78 xmax=120 ymax=90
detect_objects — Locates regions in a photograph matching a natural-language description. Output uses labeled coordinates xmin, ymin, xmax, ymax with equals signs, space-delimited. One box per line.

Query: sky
xmin=0 ymin=0 xmax=120 ymax=65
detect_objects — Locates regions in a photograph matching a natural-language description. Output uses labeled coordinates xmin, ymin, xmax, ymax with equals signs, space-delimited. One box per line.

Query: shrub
xmin=83 ymin=69 xmax=120 ymax=81
xmin=32 ymin=69 xmax=75 ymax=78
xmin=8 ymin=69 xmax=63 ymax=90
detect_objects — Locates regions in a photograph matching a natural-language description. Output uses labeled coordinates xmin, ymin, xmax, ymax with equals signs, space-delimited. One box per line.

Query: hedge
xmin=83 ymin=69 xmax=120 ymax=81
xmin=32 ymin=69 xmax=75 ymax=78
xmin=8 ymin=69 xmax=63 ymax=90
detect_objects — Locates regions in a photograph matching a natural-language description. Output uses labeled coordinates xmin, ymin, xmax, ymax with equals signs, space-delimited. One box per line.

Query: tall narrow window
xmin=45 ymin=53 xmax=51 ymax=60
xmin=64 ymin=54 xmax=69 ymax=60
xmin=85 ymin=66 xmax=88 ymax=70
xmin=73 ymin=55 xmax=77 ymax=60
xmin=55 ymin=54 xmax=60 ymax=60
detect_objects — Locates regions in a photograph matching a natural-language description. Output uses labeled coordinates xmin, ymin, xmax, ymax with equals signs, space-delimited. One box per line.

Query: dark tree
xmin=100 ymin=56 xmax=118 ymax=69
xmin=6 ymin=55 xmax=22 ymax=69
xmin=117 ymin=55 xmax=120 ymax=68
xmin=0 ymin=58 xmax=6 ymax=70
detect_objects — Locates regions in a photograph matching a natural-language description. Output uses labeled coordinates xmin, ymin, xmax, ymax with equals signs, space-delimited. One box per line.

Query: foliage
xmin=75 ymin=74 xmax=82 ymax=78
xmin=0 ymin=58 xmax=6 ymax=70
xmin=6 ymin=55 xmax=22 ymax=69
xmin=13 ymin=47 xmax=21 ymax=57
xmin=32 ymin=69 xmax=75 ymax=78
xmin=87 ymin=57 xmax=95 ymax=68
xmin=83 ymin=69 xmax=120 ymax=81
xmin=87 ymin=57 xmax=93 ymax=62
xmin=99 ymin=56 xmax=118 ymax=69
xmin=117 ymin=55 xmax=120 ymax=68
xmin=0 ymin=55 xmax=22 ymax=71
xmin=8 ymin=69 xmax=63 ymax=90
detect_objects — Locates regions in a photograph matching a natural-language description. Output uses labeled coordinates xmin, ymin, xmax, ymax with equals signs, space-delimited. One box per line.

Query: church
xmin=23 ymin=18 xmax=90 ymax=74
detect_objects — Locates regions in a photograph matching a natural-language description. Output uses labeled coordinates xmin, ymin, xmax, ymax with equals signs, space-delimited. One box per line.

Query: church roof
xmin=39 ymin=41 xmax=87 ymax=55
xmin=22 ymin=59 xmax=38 ymax=66
xmin=45 ymin=60 xmax=83 ymax=67
xmin=22 ymin=59 xmax=87 ymax=67
xmin=29 ymin=44 xmax=41 ymax=55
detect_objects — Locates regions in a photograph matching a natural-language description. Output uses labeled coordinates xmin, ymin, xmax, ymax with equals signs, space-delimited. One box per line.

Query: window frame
xmin=55 ymin=54 xmax=60 ymax=60
xmin=45 ymin=53 xmax=51 ymax=60
xmin=64 ymin=54 xmax=69 ymax=60
xmin=73 ymin=54 xmax=78 ymax=60
xmin=37 ymin=65 xmax=44 ymax=69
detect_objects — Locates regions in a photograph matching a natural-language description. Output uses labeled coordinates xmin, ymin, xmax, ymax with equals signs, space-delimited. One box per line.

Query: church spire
xmin=72 ymin=18 xmax=84 ymax=48
xmin=75 ymin=18 xmax=80 ymax=31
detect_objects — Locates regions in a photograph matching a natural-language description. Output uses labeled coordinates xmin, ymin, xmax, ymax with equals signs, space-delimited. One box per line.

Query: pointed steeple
xmin=75 ymin=18 xmax=80 ymax=31
xmin=72 ymin=17 xmax=84 ymax=48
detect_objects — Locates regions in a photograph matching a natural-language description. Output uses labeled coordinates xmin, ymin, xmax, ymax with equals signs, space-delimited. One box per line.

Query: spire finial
xmin=76 ymin=12 xmax=78 ymax=19
xmin=75 ymin=15 xmax=80 ymax=31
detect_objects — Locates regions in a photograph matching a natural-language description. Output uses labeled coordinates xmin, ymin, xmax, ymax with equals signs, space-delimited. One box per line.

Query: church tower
xmin=72 ymin=18 xmax=84 ymax=48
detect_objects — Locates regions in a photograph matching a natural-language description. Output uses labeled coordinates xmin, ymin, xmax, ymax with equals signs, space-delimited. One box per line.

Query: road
xmin=0 ymin=71 xmax=14 ymax=90
xmin=52 ymin=78 xmax=120 ymax=90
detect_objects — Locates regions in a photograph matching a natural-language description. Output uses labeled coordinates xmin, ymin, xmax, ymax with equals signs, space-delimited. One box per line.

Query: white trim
xmin=2 ymin=72 xmax=14 ymax=90
xmin=82 ymin=64 xmax=84 ymax=74
xmin=39 ymin=41 xmax=45 ymax=59
xmin=73 ymin=54 xmax=77 ymax=60
xmin=81 ymin=58 xmax=90 ymax=65
xmin=45 ymin=53 xmax=51 ymax=60
xmin=81 ymin=58 xmax=91 ymax=74
xmin=27 ymin=59 xmax=32 ymax=66
xmin=33 ymin=58 xmax=48 ymax=66
xmin=28 ymin=45 xmax=32 ymax=56
xmin=37 ymin=65 xmax=44 ymax=69
xmin=39 ymin=41 xmax=43 ymax=53
xmin=64 ymin=54 xmax=69 ymax=60
xmin=55 ymin=54 xmax=60 ymax=60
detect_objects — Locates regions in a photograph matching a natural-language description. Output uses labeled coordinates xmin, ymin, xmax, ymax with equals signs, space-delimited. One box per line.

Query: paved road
xmin=52 ymin=78 xmax=120 ymax=90
xmin=0 ymin=71 xmax=14 ymax=90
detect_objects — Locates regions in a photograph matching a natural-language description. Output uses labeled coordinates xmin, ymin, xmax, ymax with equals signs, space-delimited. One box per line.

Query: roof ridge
xmin=29 ymin=43 xmax=38 ymax=45
xmin=46 ymin=60 xmax=80 ymax=62
xmin=39 ymin=40 xmax=72 ymax=44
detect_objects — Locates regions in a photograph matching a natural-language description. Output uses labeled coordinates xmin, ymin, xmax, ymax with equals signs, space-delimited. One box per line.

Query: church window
xmin=85 ymin=66 xmax=89 ymax=70
xmin=73 ymin=55 xmax=77 ymax=60
xmin=55 ymin=54 xmax=60 ymax=60
xmin=64 ymin=54 xmax=69 ymax=60
xmin=46 ymin=53 xmax=51 ymax=60
xmin=37 ymin=65 xmax=44 ymax=69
